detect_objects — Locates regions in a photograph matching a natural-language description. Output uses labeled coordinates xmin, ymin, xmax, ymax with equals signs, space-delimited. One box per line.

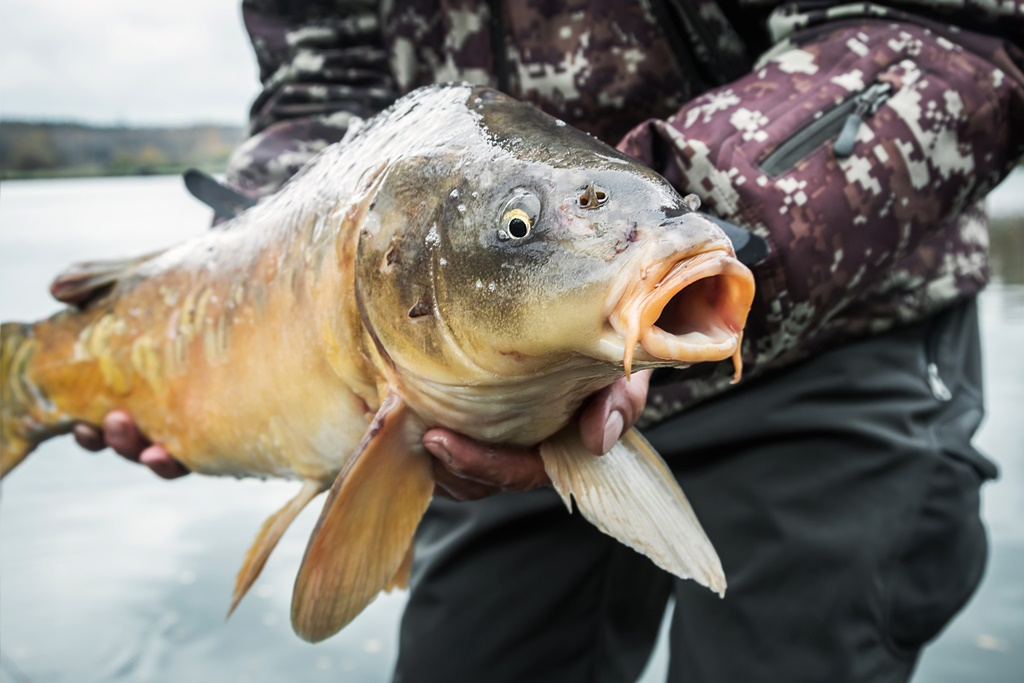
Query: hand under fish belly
xmin=0 ymin=84 xmax=754 ymax=642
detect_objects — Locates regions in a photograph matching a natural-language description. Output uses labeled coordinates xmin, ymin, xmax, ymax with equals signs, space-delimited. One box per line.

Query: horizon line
xmin=0 ymin=117 xmax=246 ymax=130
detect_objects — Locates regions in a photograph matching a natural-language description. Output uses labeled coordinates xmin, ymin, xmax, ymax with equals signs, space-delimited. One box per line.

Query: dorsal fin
xmin=183 ymin=168 xmax=257 ymax=224
xmin=49 ymin=250 xmax=165 ymax=306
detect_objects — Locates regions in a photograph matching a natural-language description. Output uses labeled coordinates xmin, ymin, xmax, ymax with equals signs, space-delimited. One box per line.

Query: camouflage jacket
xmin=225 ymin=0 xmax=1024 ymax=425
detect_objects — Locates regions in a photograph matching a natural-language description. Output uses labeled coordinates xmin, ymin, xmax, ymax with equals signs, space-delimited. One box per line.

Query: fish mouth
xmin=609 ymin=249 xmax=756 ymax=381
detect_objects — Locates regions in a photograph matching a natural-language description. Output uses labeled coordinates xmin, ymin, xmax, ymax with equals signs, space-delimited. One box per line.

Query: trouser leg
xmin=392 ymin=488 xmax=671 ymax=683
xmin=644 ymin=299 xmax=995 ymax=683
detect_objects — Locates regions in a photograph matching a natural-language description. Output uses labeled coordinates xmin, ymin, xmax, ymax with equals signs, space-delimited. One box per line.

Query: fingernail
xmin=601 ymin=411 xmax=624 ymax=454
xmin=107 ymin=422 xmax=126 ymax=441
xmin=424 ymin=441 xmax=453 ymax=465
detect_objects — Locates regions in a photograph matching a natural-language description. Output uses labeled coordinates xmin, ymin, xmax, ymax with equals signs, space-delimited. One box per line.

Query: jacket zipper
xmin=760 ymin=82 xmax=892 ymax=177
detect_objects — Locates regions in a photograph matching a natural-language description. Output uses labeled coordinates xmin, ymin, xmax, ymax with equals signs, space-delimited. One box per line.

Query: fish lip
xmin=609 ymin=249 xmax=755 ymax=378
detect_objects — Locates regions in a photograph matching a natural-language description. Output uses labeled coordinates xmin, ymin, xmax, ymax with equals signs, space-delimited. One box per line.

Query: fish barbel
xmin=0 ymin=84 xmax=755 ymax=642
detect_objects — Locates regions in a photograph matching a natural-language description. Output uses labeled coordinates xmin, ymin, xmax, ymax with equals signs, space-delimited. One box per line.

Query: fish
xmin=0 ymin=84 xmax=755 ymax=643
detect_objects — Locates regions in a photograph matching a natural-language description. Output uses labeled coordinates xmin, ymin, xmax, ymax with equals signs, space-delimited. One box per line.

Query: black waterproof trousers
xmin=392 ymin=298 xmax=997 ymax=683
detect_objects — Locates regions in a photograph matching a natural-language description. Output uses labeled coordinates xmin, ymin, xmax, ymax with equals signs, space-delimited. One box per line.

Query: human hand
xmin=73 ymin=411 xmax=191 ymax=480
xmin=423 ymin=370 xmax=652 ymax=501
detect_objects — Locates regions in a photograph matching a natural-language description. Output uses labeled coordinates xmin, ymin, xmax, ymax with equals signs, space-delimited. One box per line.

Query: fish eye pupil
xmin=509 ymin=217 xmax=529 ymax=238
xmin=499 ymin=194 xmax=539 ymax=241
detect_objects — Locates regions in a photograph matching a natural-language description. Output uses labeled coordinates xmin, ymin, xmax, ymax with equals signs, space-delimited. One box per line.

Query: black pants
xmin=392 ymin=300 xmax=997 ymax=683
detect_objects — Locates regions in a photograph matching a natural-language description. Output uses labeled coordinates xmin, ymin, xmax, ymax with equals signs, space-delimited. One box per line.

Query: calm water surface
xmin=0 ymin=173 xmax=1021 ymax=682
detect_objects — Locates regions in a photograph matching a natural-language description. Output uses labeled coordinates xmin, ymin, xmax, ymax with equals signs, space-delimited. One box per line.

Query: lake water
xmin=0 ymin=173 xmax=1021 ymax=682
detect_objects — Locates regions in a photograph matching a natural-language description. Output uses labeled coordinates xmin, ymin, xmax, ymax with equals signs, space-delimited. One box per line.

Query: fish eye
xmin=503 ymin=208 xmax=532 ymax=239
xmin=497 ymin=191 xmax=541 ymax=242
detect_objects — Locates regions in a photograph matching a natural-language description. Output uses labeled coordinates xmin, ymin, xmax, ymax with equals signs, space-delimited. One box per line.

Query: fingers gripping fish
xmin=0 ymin=84 xmax=755 ymax=642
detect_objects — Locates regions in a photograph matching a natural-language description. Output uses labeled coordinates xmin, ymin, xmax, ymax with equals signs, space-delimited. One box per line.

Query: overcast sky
xmin=1 ymin=1 xmax=260 ymax=126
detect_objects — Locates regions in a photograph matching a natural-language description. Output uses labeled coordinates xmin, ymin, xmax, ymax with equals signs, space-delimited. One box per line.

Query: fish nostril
xmin=578 ymin=183 xmax=609 ymax=210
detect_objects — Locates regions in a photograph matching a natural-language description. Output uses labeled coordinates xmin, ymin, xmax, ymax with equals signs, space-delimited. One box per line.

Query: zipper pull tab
xmin=927 ymin=362 xmax=953 ymax=402
xmin=833 ymin=114 xmax=864 ymax=158
xmin=834 ymin=83 xmax=893 ymax=158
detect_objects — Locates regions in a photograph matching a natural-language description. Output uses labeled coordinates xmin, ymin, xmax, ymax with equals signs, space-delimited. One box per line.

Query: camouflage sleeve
xmin=225 ymin=0 xmax=398 ymax=198
xmin=619 ymin=13 xmax=1024 ymax=423
xmin=746 ymin=0 xmax=1024 ymax=47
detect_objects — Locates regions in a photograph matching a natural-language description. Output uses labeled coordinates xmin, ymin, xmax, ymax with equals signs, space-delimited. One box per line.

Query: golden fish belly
xmin=21 ymin=225 xmax=374 ymax=484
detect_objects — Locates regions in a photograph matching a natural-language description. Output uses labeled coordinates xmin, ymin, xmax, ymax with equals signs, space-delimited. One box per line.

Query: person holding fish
xmin=68 ymin=1 xmax=1024 ymax=681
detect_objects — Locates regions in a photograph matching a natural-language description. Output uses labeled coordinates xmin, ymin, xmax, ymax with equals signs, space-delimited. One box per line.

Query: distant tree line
xmin=0 ymin=121 xmax=244 ymax=179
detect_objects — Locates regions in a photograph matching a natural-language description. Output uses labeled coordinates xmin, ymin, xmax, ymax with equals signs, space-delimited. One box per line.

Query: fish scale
xmin=1 ymin=83 xmax=754 ymax=643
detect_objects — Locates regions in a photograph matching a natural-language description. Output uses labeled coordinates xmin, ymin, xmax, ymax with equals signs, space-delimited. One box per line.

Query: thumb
xmin=578 ymin=370 xmax=652 ymax=455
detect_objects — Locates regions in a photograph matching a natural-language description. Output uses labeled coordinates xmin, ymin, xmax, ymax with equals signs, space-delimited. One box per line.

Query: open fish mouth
xmin=610 ymin=249 xmax=756 ymax=380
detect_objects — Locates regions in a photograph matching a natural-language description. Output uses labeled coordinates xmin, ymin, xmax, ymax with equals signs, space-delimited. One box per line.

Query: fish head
xmin=355 ymin=86 xmax=755 ymax=387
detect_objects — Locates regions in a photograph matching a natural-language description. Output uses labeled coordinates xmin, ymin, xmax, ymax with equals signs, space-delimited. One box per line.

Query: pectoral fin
xmin=540 ymin=427 xmax=725 ymax=596
xmin=291 ymin=392 xmax=433 ymax=642
xmin=227 ymin=479 xmax=327 ymax=618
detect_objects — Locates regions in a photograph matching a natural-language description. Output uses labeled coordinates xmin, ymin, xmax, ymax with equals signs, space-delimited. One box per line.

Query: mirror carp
xmin=0 ymin=84 xmax=755 ymax=642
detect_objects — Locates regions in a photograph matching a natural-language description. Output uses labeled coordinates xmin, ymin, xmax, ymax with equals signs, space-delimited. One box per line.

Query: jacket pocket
xmin=617 ymin=18 xmax=1024 ymax=391
xmin=759 ymin=81 xmax=893 ymax=176
xmin=920 ymin=299 xmax=999 ymax=480
xmin=883 ymin=451 xmax=989 ymax=654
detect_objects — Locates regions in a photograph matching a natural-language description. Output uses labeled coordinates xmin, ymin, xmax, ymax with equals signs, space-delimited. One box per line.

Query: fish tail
xmin=1 ymin=322 xmax=42 ymax=476
xmin=1 ymin=321 xmax=76 ymax=478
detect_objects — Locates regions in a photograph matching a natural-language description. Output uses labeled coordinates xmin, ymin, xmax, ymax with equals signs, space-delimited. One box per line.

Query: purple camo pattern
xmin=225 ymin=0 xmax=1024 ymax=424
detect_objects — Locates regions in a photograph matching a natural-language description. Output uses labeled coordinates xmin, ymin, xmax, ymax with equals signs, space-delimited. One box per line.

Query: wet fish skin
xmin=356 ymin=92 xmax=740 ymax=444
xmin=0 ymin=84 xmax=754 ymax=642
